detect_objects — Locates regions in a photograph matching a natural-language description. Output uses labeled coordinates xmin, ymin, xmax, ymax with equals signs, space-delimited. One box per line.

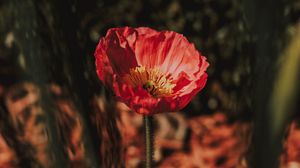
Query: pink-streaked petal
xmin=175 ymin=73 xmax=208 ymax=110
xmin=134 ymin=31 xmax=166 ymax=68
xmin=158 ymin=32 xmax=200 ymax=78
xmin=194 ymin=56 xmax=210 ymax=77
xmin=134 ymin=30 xmax=204 ymax=81
xmin=172 ymin=72 xmax=192 ymax=95
xmin=136 ymin=27 xmax=158 ymax=37
xmin=135 ymin=31 xmax=187 ymax=71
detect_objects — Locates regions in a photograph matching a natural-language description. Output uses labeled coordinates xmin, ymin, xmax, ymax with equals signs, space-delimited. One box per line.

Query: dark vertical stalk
xmin=144 ymin=116 xmax=154 ymax=168
xmin=47 ymin=0 xmax=101 ymax=166
xmin=9 ymin=0 xmax=68 ymax=167
xmin=242 ymin=0 xmax=286 ymax=167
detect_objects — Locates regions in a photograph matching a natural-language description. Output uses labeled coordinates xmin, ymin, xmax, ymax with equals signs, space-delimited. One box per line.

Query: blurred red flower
xmin=94 ymin=27 xmax=209 ymax=115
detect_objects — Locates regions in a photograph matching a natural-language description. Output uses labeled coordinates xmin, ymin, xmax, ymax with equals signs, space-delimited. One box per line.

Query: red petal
xmin=115 ymin=85 xmax=160 ymax=115
xmin=194 ymin=56 xmax=210 ymax=77
xmin=174 ymin=73 xmax=208 ymax=110
xmin=153 ymin=72 xmax=208 ymax=113
xmin=95 ymin=38 xmax=124 ymax=99
xmin=104 ymin=27 xmax=138 ymax=75
xmin=136 ymin=27 xmax=158 ymax=36
xmin=94 ymin=38 xmax=114 ymax=86
xmin=158 ymin=32 xmax=200 ymax=79
xmin=134 ymin=31 xmax=166 ymax=69
xmin=172 ymin=72 xmax=192 ymax=93
xmin=113 ymin=73 xmax=207 ymax=115
xmin=134 ymin=31 xmax=203 ymax=79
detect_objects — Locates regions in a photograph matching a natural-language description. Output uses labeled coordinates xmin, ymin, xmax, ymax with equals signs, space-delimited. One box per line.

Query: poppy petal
xmin=95 ymin=27 xmax=209 ymax=115
xmin=175 ymin=73 xmax=208 ymax=110
xmin=94 ymin=38 xmax=115 ymax=86
xmin=104 ymin=27 xmax=138 ymax=75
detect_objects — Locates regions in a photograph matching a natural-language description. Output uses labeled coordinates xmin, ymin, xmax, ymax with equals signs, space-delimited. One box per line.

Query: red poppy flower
xmin=94 ymin=27 xmax=209 ymax=115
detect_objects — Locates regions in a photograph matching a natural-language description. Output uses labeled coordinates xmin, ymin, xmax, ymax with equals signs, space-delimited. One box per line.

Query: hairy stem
xmin=144 ymin=116 xmax=153 ymax=168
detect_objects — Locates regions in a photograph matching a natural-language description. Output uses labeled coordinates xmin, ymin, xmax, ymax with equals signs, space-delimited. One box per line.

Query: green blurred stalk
xmin=271 ymin=24 xmax=300 ymax=146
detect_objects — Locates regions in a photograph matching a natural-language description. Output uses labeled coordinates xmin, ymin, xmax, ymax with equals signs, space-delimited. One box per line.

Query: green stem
xmin=144 ymin=116 xmax=153 ymax=168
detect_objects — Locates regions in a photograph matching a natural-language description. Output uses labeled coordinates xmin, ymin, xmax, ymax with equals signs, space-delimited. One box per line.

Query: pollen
xmin=123 ymin=66 xmax=176 ymax=97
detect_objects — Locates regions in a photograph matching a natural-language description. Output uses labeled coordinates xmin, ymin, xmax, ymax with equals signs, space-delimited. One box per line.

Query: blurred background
xmin=0 ymin=0 xmax=299 ymax=167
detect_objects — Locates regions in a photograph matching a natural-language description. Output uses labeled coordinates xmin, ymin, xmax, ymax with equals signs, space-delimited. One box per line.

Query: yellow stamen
xmin=123 ymin=66 xmax=176 ymax=97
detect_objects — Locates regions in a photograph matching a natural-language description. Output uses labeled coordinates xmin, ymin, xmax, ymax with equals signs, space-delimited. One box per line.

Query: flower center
xmin=123 ymin=66 xmax=175 ymax=97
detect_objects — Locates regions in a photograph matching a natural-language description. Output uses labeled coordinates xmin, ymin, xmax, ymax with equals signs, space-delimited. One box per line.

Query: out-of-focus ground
xmin=0 ymin=0 xmax=300 ymax=167
xmin=0 ymin=83 xmax=300 ymax=167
